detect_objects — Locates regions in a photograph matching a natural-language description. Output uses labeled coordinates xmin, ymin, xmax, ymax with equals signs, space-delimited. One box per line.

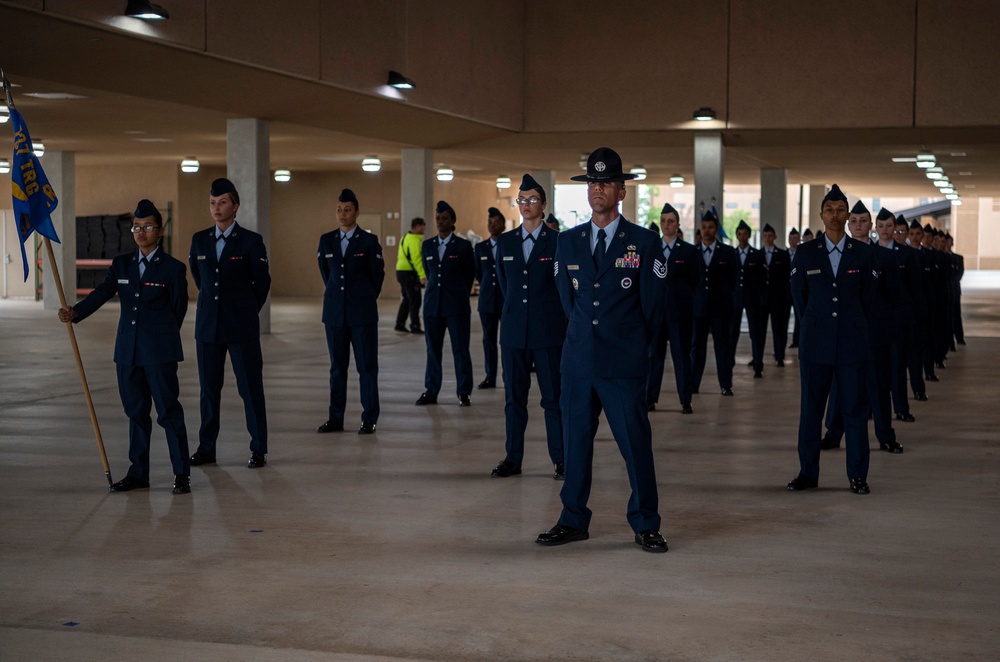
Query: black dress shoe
xmin=109 ymin=475 xmax=149 ymax=492
xmin=746 ymin=359 xmax=755 ymax=367
xmin=553 ymin=462 xmax=565 ymax=480
xmin=647 ymin=402 xmax=656 ymax=412
xmin=753 ymin=370 xmax=763 ymax=379
xmin=490 ymin=459 xmax=521 ymax=478
xmin=926 ymin=374 xmax=939 ymax=382
xmin=913 ymin=392 xmax=928 ymax=401
xmin=787 ymin=475 xmax=818 ymax=491
xmin=535 ymin=524 xmax=589 ymax=546
xmin=477 ymin=380 xmax=496 ymax=390
xmin=957 ymin=339 xmax=966 ymax=345
xmin=247 ymin=452 xmax=267 ymax=469
xmin=789 ymin=343 xmax=798 ymax=348
xmin=172 ymin=475 xmax=191 ymax=494
xmin=936 ymin=361 xmax=946 ymax=369
xmin=458 ymin=395 xmax=471 ymax=407
xmin=776 ymin=359 xmax=785 ymax=367
xmin=635 ymin=529 xmax=668 ymax=553
xmin=681 ymin=403 xmax=693 ymax=415
xmin=415 ymin=392 xmax=437 ymax=405
xmin=393 ymin=324 xmax=407 ymax=332
xmin=850 ymin=477 xmax=871 ymax=494
xmin=879 ymin=440 xmax=904 ymax=454
xmin=895 ymin=412 xmax=916 ymax=422
xmin=410 ymin=326 xmax=423 ymax=334
xmin=721 ymin=387 xmax=734 ymax=396
xmin=820 ymin=434 xmax=841 ymax=450
xmin=317 ymin=420 xmax=344 ymax=433
xmin=358 ymin=421 xmax=376 ymax=435
xmin=691 ymin=388 xmax=699 ymax=394
xmin=190 ymin=451 xmax=216 ymax=466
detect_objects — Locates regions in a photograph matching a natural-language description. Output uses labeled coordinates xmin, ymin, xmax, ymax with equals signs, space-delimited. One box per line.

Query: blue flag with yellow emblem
xmin=10 ymin=106 xmax=60 ymax=281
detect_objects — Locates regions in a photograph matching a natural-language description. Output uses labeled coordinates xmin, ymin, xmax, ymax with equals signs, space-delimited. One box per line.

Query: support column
xmin=529 ymin=170 xmax=556 ymax=217
xmin=227 ymin=118 xmax=270 ymax=334
xmin=760 ymin=168 xmax=788 ymax=242
xmin=42 ymin=151 xmax=75 ymax=310
xmin=694 ymin=132 xmax=724 ymax=227
xmin=401 ymin=148 xmax=433 ymax=236
xmin=807 ymin=185 xmax=827 ymax=235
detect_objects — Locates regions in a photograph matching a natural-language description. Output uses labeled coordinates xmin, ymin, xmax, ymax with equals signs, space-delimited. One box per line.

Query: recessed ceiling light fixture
xmin=33 ymin=140 xmax=45 ymax=157
xmin=925 ymin=167 xmax=944 ymax=180
xmin=629 ymin=166 xmax=647 ymax=181
xmin=495 ymin=176 xmax=511 ymax=189
xmin=180 ymin=157 xmax=200 ymax=173
xmin=387 ymin=71 xmax=415 ymax=90
xmin=693 ymin=107 xmax=716 ymax=121
xmin=941 ymin=186 xmax=956 ymax=194
xmin=915 ymin=154 xmax=936 ymax=168
xmin=933 ymin=179 xmax=950 ymax=188
xmin=361 ymin=156 xmax=381 ymax=172
xmin=0 ymin=159 xmax=9 ymax=174
xmin=436 ymin=167 xmax=454 ymax=182
xmin=273 ymin=169 xmax=291 ymax=183
xmin=125 ymin=0 xmax=169 ymax=20
xmin=669 ymin=175 xmax=685 ymax=188
xmin=0 ymin=104 xmax=8 ymax=124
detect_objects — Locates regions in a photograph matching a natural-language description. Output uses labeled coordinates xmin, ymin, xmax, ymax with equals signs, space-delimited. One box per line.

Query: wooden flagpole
xmin=44 ymin=237 xmax=114 ymax=487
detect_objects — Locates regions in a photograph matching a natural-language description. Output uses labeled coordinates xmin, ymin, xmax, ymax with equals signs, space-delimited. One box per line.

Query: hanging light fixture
xmin=361 ymin=156 xmax=381 ymax=172
xmin=436 ymin=167 xmax=454 ymax=182
xmin=273 ymin=169 xmax=291 ymax=183
xmin=0 ymin=104 xmax=9 ymax=124
xmin=915 ymin=154 xmax=936 ymax=168
xmin=951 ymin=199 xmax=963 ymax=206
xmin=693 ymin=107 xmax=716 ymax=121
xmin=940 ymin=186 xmax=956 ymax=194
xmin=578 ymin=154 xmax=588 ymax=170
xmin=387 ymin=71 xmax=415 ymax=90
xmin=925 ymin=167 xmax=944 ymax=180
xmin=180 ymin=157 xmax=200 ymax=173
xmin=945 ymin=193 xmax=959 ymax=200
xmin=33 ymin=140 xmax=45 ymax=157
xmin=124 ymin=0 xmax=170 ymax=20
xmin=629 ymin=166 xmax=647 ymax=181
xmin=669 ymin=174 xmax=685 ymax=188
xmin=933 ymin=179 xmax=950 ymax=188
xmin=495 ymin=175 xmax=511 ymax=189
xmin=0 ymin=159 xmax=9 ymax=174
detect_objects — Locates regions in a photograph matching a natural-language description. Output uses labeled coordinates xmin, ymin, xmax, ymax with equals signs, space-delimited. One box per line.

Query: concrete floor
xmin=1 ymin=283 xmax=999 ymax=661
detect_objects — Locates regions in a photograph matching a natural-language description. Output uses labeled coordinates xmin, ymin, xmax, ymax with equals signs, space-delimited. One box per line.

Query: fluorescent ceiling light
xmin=273 ymin=169 xmax=291 ymax=183
xmin=0 ymin=105 xmax=8 ymax=124
xmin=946 ymin=193 xmax=959 ymax=200
xmin=436 ymin=167 xmax=454 ymax=182
xmin=629 ymin=166 xmax=647 ymax=181
xmin=33 ymin=140 xmax=45 ymax=157
xmin=495 ymin=176 xmax=511 ymax=189
xmin=0 ymin=159 xmax=9 ymax=174
xmin=915 ymin=159 xmax=936 ymax=168
xmin=180 ymin=157 xmax=199 ymax=173
xmin=951 ymin=199 xmax=963 ymax=206
xmin=693 ymin=107 xmax=716 ymax=121
xmin=125 ymin=0 xmax=169 ymax=20
xmin=891 ymin=157 xmax=917 ymax=163
xmin=361 ymin=156 xmax=381 ymax=172
xmin=387 ymin=71 xmax=415 ymax=89
xmin=669 ymin=175 xmax=685 ymax=188
xmin=933 ymin=179 xmax=949 ymax=187
xmin=24 ymin=92 xmax=88 ymax=100
xmin=940 ymin=186 xmax=956 ymax=194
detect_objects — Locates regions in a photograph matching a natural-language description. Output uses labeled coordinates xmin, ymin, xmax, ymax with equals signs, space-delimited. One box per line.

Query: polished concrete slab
xmin=1 ymin=284 xmax=999 ymax=661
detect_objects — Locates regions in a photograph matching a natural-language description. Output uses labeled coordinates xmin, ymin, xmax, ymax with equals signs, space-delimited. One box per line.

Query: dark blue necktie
xmin=593 ymin=228 xmax=607 ymax=269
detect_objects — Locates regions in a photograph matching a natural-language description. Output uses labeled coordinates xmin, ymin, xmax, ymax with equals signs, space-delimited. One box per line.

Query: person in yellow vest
xmin=395 ymin=217 xmax=427 ymax=334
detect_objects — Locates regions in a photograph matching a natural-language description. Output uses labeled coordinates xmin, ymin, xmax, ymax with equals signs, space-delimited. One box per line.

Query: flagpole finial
xmin=1 ymin=69 xmax=14 ymax=109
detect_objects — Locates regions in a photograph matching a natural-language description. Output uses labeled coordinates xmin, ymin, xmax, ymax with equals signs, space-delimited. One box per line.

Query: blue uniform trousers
xmin=557 ymin=375 xmax=660 ymax=534
xmin=196 ymin=339 xmax=268 ymax=454
xmin=825 ymin=349 xmax=895 ymax=445
xmin=116 ymin=362 xmax=190 ymax=480
xmin=889 ymin=326 xmax=912 ymax=414
xmin=798 ymin=360 xmax=870 ymax=481
xmin=647 ymin=318 xmax=694 ymax=406
xmin=501 ymin=346 xmax=562 ymax=466
xmin=692 ymin=313 xmax=733 ymax=392
xmin=325 ymin=322 xmax=380 ymax=425
xmin=423 ymin=314 xmax=473 ymax=398
xmin=479 ymin=311 xmax=501 ymax=385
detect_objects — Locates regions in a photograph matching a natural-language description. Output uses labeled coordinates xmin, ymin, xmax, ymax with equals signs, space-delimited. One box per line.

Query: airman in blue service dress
xmin=755 ymin=224 xmax=791 ymax=370
xmin=788 ymin=185 xmax=877 ymax=495
xmin=188 ymin=178 xmax=272 ymax=469
xmin=692 ymin=209 xmax=738 ymax=396
xmin=731 ymin=220 xmax=765 ymax=377
xmin=416 ymin=200 xmax=476 ymax=406
xmin=490 ymin=175 xmax=567 ymax=480
xmin=535 ymin=148 xmax=667 ymax=554
xmin=646 ymin=203 xmax=699 ymax=414
xmin=59 ymin=200 xmax=192 ymax=494
xmin=822 ymin=202 xmax=903 ymax=454
xmin=888 ymin=213 xmax=922 ymax=421
xmin=474 ymin=208 xmax=505 ymax=390
xmin=316 ymin=189 xmax=385 ymax=435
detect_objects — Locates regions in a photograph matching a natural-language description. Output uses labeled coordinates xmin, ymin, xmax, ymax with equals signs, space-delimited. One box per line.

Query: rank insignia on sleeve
xmin=653 ymin=259 xmax=666 ymax=279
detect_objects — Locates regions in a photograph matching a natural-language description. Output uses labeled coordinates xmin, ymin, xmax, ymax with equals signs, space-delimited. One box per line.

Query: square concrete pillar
xmin=227 ymin=118 xmax=271 ymax=334
xmin=760 ymin=168 xmax=788 ymax=242
xmin=807 ymin=185 xmax=827 ymax=235
xmin=694 ymin=132 xmax=724 ymax=228
xmin=401 ymin=148 xmax=433 ymax=236
xmin=42 ymin=151 xmax=75 ymax=310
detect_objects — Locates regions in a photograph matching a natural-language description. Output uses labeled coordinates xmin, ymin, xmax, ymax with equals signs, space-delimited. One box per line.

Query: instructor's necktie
xmin=593 ymin=228 xmax=607 ymax=270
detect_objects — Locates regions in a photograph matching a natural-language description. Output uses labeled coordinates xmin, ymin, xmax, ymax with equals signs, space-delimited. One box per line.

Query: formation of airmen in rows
xmin=59 ymin=148 xmax=964 ymax=553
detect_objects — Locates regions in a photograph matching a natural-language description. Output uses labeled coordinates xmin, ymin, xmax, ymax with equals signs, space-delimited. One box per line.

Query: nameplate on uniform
xmin=503 ymin=256 xmax=514 ymax=261
xmin=807 ymin=269 xmax=821 ymax=275
xmin=197 ymin=255 xmax=206 ymax=260
xmin=324 ymin=253 xmax=334 ymax=258
xmin=567 ymin=264 xmax=580 ymax=270
xmin=118 ymin=279 xmax=129 ymax=284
